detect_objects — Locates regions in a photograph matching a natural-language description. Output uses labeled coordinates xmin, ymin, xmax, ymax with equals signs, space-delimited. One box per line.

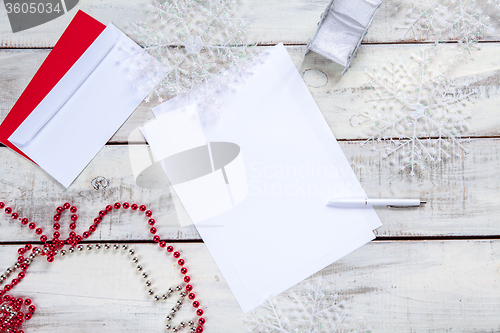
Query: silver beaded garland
xmin=36 ymin=243 xmax=201 ymax=331
xmin=0 ymin=203 xmax=205 ymax=333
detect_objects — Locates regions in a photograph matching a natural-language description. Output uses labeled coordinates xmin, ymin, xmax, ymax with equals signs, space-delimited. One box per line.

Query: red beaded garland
xmin=0 ymin=294 xmax=35 ymax=332
xmin=0 ymin=200 xmax=205 ymax=332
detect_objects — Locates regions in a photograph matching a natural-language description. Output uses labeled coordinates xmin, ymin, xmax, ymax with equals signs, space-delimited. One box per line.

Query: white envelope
xmin=9 ymin=24 xmax=163 ymax=188
xmin=142 ymin=44 xmax=382 ymax=312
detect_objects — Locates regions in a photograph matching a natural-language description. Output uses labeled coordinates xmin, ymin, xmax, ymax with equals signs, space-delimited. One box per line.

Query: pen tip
xmin=420 ymin=201 xmax=427 ymax=204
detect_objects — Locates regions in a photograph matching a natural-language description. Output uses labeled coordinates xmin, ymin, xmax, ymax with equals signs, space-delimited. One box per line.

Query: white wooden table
xmin=1 ymin=1 xmax=500 ymax=332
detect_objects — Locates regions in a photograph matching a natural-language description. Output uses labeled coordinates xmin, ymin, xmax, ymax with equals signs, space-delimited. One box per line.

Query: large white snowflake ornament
xmin=134 ymin=0 xmax=256 ymax=110
xmin=246 ymin=278 xmax=369 ymax=333
xmin=356 ymin=50 xmax=477 ymax=175
xmin=393 ymin=0 xmax=493 ymax=49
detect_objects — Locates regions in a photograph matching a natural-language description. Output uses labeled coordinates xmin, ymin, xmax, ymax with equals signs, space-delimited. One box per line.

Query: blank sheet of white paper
xmin=145 ymin=44 xmax=382 ymax=312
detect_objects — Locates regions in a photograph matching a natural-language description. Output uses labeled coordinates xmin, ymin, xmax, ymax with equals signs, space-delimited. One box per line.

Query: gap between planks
xmin=2 ymin=236 xmax=500 ymax=246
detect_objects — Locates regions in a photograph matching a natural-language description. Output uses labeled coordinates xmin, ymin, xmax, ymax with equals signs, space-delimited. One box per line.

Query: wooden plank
xmin=0 ymin=243 xmax=247 ymax=332
xmin=0 ymin=138 xmax=498 ymax=242
xmin=294 ymin=42 xmax=500 ymax=141
xmin=2 ymin=43 xmax=500 ymax=143
xmin=1 ymin=240 xmax=499 ymax=332
xmin=1 ymin=0 xmax=500 ymax=48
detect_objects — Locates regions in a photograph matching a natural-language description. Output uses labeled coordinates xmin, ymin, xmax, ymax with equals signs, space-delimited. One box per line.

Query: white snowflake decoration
xmin=357 ymin=50 xmax=477 ymax=175
xmin=393 ymin=0 xmax=492 ymax=49
xmin=246 ymin=278 xmax=369 ymax=333
xmin=134 ymin=0 xmax=256 ymax=109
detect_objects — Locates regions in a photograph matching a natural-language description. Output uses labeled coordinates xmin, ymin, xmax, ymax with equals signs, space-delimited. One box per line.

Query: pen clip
xmin=387 ymin=201 xmax=427 ymax=209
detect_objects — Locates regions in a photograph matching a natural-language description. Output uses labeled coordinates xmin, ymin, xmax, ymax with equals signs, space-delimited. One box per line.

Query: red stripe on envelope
xmin=0 ymin=10 xmax=106 ymax=161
